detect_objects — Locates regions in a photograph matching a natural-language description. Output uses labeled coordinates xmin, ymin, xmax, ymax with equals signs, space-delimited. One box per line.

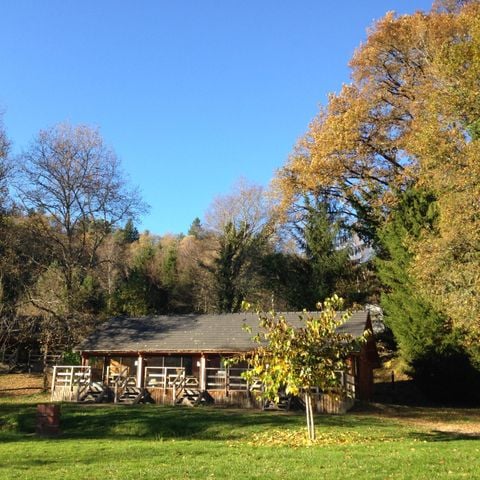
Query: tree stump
xmin=36 ymin=403 xmax=61 ymax=436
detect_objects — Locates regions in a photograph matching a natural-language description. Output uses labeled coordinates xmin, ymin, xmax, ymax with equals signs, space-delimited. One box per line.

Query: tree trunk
xmin=304 ymin=391 xmax=316 ymax=441
xmin=42 ymin=344 xmax=49 ymax=392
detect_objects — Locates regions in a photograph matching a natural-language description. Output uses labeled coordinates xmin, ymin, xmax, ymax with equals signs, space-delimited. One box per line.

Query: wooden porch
xmin=50 ymin=353 xmax=358 ymax=412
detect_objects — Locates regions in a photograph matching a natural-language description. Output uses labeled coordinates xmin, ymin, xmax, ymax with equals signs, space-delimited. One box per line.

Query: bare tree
xmin=0 ymin=115 xmax=11 ymax=210
xmin=202 ymin=178 xmax=278 ymax=312
xmin=205 ymin=177 xmax=275 ymax=235
xmin=16 ymin=123 xmax=147 ymax=340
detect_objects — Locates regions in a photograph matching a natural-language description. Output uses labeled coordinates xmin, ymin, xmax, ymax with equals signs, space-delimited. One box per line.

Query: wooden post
xmin=305 ymin=391 xmax=315 ymax=441
xmin=225 ymin=366 xmax=229 ymax=397
xmin=137 ymin=354 xmax=144 ymax=388
xmin=69 ymin=367 xmax=75 ymax=402
xmin=199 ymin=355 xmax=206 ymax=391
xmin=50 ymin=366 xmax=57 ymax=401
xmin=102 ymin=356 xmax=109 ymax=384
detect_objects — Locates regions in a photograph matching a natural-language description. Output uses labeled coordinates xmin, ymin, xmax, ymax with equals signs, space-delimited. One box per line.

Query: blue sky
xmin=0 ymin=0 xmax=432 ymax=234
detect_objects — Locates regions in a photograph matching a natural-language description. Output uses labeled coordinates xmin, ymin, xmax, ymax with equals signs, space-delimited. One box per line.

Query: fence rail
xmin=50 ymin=365 xmax=92 ymax=401
xmin=341 ymin=371 xmax=356 ymax=398
xmin=205 ymin=367 xmax=248 ymax=391
xmin=1 ymin=350 xmax=62 ymax=372
xmin=141 ymin=365 xmax=355 ymax=399
xmin=144 ymin=366 xmax=186 ymax=389
xmin=106 ymin=366 xmax=129 ymax=387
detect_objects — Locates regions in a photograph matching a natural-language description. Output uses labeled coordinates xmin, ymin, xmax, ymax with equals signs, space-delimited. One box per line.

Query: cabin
xmin=50 ymin=311 xmax=380 ymax=413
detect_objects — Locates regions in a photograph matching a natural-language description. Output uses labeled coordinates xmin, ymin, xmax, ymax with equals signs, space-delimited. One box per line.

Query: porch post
xmin=137 ymin=354 xmax=144 ymax=388
xmin=102 ymin=356 xmax=109 ymax=384
xmin=81 ymin=353 xmax=89 ymax=367
xmin=199 ymin=354 xmax=206 ymax=391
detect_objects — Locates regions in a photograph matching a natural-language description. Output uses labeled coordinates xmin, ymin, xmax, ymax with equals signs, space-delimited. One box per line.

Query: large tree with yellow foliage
xmin=275 ymin=0 xmax=480 ymax=360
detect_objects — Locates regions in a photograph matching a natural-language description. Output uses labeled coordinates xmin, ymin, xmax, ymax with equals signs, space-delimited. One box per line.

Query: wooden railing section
xmin=105 ymin=366 xmax=138 ymax=403
xmin=171 ymin=373 xmax=200 ymax=405
xmin=105 ymin=366 xmax=129 ymax=387
xmin=172 ymin=372 xmax=186 ymax=405
xmin=144 ymin=367 xmax=186 ymax=389
xmin=49 ymin=362 xmax=357 ymax=407
xmin=340 ymin=371 xmax=356 ymax=398
xmin=205 ymin=367 xmax=248 ymax=392
xmin=50 ymin=366 xmax=92 ymax=401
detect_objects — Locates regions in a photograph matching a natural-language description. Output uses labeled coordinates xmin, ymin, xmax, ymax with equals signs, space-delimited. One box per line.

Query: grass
xmin=1 ymin=394 xmax=480 ymax=479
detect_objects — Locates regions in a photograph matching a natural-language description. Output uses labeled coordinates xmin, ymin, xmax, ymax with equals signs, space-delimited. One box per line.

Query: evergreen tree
xmin=303 ymin=197 xmax=349 ymax=306
xmin=111 ymin=234 xmax=167 ymax=316
xmin=290 ymin=196 xmax=350 ymax=309
xmin=377 ymin=189 xmax=446 ymax=361
xmin=122 ymin=219 xmax=140 ymax=243
xmin=376 ymin=188 xmax=480 ymax=401
xmin=161 ymin=243 xmax=178 ymax=291
xmin=212 ymin=221 xmax=265 ymax=313
xmin=187 ymin=217 xmax=204 ymax=238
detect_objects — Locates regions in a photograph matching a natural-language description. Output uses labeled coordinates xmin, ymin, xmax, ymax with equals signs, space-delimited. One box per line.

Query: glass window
xmin=164 ymin=356 xmax=182 ymax=367
xmin=183 ymin=356 xmax=193 ymax=375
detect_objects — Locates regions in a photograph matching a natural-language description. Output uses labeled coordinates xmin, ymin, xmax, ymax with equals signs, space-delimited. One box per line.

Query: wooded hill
xmin=1 ymin=0 xmax=479 ymax=402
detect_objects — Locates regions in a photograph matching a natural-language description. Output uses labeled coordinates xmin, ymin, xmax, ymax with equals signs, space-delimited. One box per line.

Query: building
xmin=51 ymin=311 xmax=380 ymax=413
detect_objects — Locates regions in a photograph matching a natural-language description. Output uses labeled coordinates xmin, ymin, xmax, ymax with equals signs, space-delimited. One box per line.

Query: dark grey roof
xmin=76 ymin=311 xmax=370 ymax=354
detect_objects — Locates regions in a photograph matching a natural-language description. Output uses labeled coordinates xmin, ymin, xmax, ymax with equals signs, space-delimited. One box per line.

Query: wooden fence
xmin=50 ymin=366 xmax=91 ymax=401
xmin=144 ymin=366 xmax=186 ymax=389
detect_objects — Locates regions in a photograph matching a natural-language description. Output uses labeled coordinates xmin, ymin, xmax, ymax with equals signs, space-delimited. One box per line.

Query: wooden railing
xmin=172 ymin=373 xmax=200 ymax=405
xmin=1 ymin=350 xmax=62 ymax=373
xmin=144 ymin=366 xmax=355 ymax=398
xmin=339 ymin=371 xmax=356 ymax=398
xmin=106 ymin=366 xmax=129 ymax=387
xmin=172 ymin=372 xmax=186 ymax=405
xmin=50 ymin=366 xmax=91 ymax=401
xmin=113 ymin=376 xmax=137 ymax=403
xmin=205 ymin=367 xmax=248 ymax=392
xmin=144 ymin=367 xmax=186 ymax=389
xmin=105 ymin=367 xmax=137 ymax=403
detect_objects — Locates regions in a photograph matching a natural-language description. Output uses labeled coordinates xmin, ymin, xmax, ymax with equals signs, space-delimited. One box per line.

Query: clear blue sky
xmin=0 ymin=0 xmax=432 ymax=235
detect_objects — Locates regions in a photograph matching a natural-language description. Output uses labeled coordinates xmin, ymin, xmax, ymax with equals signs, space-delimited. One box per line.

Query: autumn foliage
xmin=275 ymin=0 xmax=480 ymax=369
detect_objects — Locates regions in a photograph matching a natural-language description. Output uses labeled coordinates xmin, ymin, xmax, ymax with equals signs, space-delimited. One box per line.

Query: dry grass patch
xmin=356 ymin=403 xmax=480 ymax=439
xmin=0 ymin=373 xmax=44 ymax=396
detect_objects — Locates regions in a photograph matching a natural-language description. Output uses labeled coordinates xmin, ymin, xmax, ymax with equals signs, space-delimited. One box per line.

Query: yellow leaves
xmin=242 ymin=323 xmax=252 ymax=334
xmin=275 ymin=2 xmax=480 ymax=232
xmin=246 ymin=428 xmax=372 ymax=447
xmin=273 ymin=1 xmax=480 ymax=347
xmin=241 ymin=300 xmax=251 ymax=311
xmin=408 ymin=24 xmax=480 ymax=335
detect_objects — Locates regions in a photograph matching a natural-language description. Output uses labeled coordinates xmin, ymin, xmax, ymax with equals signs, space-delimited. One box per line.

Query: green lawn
xmin=1 ymin=395 xmax=480 ymax=479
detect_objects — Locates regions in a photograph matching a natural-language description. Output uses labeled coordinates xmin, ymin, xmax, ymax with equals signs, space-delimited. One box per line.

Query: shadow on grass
xmin=0 ymin=400 xmax=400 ymax=444
xmin=0 ymin=402 xmax=300 ymax=442
xmin=60 ymin=405 xmax=302 ymax=441
xmin=3 ymin=399 xmax=479 ymax=445
xmin=354 ymin=400 xmax=480 ymax=423
xmin=409 ymin=430 xmax=480 ymax=442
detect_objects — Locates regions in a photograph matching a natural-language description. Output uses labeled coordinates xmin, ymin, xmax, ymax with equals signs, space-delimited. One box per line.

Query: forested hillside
xmin=1 ymin=0 xmax=479 ymax=401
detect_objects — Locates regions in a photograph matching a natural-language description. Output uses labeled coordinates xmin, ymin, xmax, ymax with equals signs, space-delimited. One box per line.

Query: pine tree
xmin=212 ymin=221 xmax=266 ymax=313
xmin=376 ymin=189 xmax=446 ymax=363
xmin=187 ymin=217 xmax=204 ymax=238
xmin=292 ymin=196 xmax=350 ymax=309
xmin=376 ymin=188 xmax=480 ymax=401
xmin=122 ymin=219 xmax=140 ymax=244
